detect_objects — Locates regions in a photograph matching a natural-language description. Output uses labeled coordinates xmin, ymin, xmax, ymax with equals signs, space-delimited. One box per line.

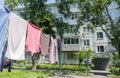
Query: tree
xmin=110 ymin=51 xmax=120 ymax=74
xmin=5 ymin=0 xmax=22 ymax=10
xmin=76 ymin=49 xmax=94 ymax=66
xmin=19 ymin=0 xmax=57 ymax=70
xmin=76 ymin=50 xmax=86 ymax=66
xmin=77 ymin=0 xmax=120 ymax=56
xmin=5 ymin=0 xmax=56 ymax=70
xmin=56 ymin=0 xmax=120 ymax=56
xmin=20 ymin=0 xmax=56 ymax=35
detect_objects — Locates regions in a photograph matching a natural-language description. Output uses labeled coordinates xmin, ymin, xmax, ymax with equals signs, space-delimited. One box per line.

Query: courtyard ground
xmin=46 ymin=75 xmax=109 ymax=78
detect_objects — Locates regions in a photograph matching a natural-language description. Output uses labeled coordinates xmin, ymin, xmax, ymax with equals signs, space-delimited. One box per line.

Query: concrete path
xmin=46 ymin=75 xmax=109 ymax=78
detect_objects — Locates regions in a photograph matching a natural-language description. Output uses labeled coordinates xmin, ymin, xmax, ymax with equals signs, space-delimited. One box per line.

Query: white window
xmin=71 ymin=38 xmax=79 ymax=44
xmin=83 ymin=39 xmax=90 ymax=46
xmin=67 ymin=52 xmax=76 ymax=60
xmin=97 ymin=32 xmax=103 ymax=39
xmin=83 ymin=27 xmax=89 ymax=33
xmin=97 ymin=46 xmax=104 ymax=52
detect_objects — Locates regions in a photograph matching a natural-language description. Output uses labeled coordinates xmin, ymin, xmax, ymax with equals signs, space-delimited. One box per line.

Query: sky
xmin=46 ymin=0 xmax=56 ymax=4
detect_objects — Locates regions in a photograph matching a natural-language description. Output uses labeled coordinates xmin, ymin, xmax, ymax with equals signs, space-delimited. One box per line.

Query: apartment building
xmin=15 ymin=1 xmax=117 ymax=71
xmin=48 ymin=1 xmax=117 ymax=70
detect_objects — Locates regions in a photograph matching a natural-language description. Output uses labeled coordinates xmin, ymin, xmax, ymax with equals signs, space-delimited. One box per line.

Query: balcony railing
xmin=94 ymin=52 xmax=112 ymax=58
xmin=62 ymin=44 xmax=80 ymax=51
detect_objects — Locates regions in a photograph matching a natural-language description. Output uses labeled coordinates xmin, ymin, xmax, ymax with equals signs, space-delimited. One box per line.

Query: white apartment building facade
xmin=48 ymin=1 xmax=117 ymax=70
xmin=15 ymin=1 xmax=118 ymax=71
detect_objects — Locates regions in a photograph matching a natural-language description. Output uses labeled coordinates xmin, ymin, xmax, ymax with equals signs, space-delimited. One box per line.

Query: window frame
xmin=83 ymin=39 xmax=90 ymax=46
xmin=64 ymin=38 xmax=79 ymax=44
xmin=83 ymin=27 xmax=89 ymax=33
xmin=97 ymin=46 xmax=104 ymax=52
xmin=97 ymin=32 xmax=103 ymax=39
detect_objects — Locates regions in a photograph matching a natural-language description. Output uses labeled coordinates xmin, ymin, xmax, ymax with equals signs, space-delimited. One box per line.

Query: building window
xmin=67 ymin=52 xmax=76 ymax=60
xmin=83 ymin=39 xmax=90 ymax=46
xmin=69 ymin=25 xmax=76 ymax=32
xmin=59 ymin=17 xmax=63 ymax=22
xmin=71 ymin=13 xmax=78 ymax=19
xmin=64 ymin=38 xmax=79 ymax=44
xmin=83 ymin=27 xmax=89 ymax=33
xmin=67 ymin=38 xmax=71 ymax=44
xmin=97 ymin=32 xmax=103 ymax=39
xmin=64 ymin=38 xmax=67 ymax=44
xmin=74 ymin=38 xmax=79 ymax=44
xmin=97 ymin=46 xmax=104 ymax=52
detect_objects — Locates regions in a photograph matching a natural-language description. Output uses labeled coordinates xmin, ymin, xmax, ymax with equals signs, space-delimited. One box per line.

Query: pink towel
xmin=40 ymin=32 xmax=50 ymax=56
xmin=26 ymin=22 xmax=41 ymax=55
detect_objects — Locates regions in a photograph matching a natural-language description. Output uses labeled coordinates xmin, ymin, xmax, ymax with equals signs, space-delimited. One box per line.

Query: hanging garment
xmin=49 ymin=37 xmax=55 ymax=63
xmin=54 ymin=38 xmax=58 ymax=62
xmin=40 ymin=32 xmax=50 ymax=56
xmin=49 ymin=37 xmax=58 ymax=63
xmin=6 ymin=12 xmax=27 ymax=60
xmin=0 ymin=0 xmax=4 ymax=6
xmin=26 ymin=22 xmax=41 ymax=55
xmin=0 ymin=5 xmax=10 ymax=72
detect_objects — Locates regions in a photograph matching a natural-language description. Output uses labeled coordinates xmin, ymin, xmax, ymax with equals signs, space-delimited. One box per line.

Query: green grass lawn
xmin=0 ymin=69 xmax=53 ymax=78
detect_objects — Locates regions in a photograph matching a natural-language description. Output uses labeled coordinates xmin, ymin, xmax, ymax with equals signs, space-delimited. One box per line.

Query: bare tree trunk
xmin=32 ymin=55 xmax=36 ymax=71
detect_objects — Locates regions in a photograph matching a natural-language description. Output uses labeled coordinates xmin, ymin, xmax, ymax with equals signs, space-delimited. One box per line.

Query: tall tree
xmin=19 ymin=0 xmax=57 ymax=70
xmin=55 ymin=0 xmax=79 ymax=39
xmin=19 ymin=0 xmax=72 ymax=70
xmin=20 ymin=0 xmax=55 ymax=35
xmin=77 ymin=0 xmax=120 ymax=56
xmin=5 ymin=0 xmax=56 ymax=70
xmin=56 ymin=0 xmax=120 ymax=56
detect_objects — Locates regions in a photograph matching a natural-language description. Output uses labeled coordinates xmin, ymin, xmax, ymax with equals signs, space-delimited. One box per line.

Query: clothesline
xmin=0 ymin=4 xmax=61 ymax=72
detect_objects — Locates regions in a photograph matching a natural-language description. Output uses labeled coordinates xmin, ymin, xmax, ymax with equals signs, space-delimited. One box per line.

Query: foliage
xmin=5 ymin=0 xmax=22 ymax=10
xmin=112 ymin=52 xmax=120 ymax=67
xmin=54 ymin=18 xmax=70 ymax=39
xmin=110 ymin=67 xmax=120 ymax=75
xmin=20 ymin=0 xmax=55 ymax=35
xmin=56 ymin=0 xmax=120 ymax=56
xmin=75 ymin=50 xmax=86 ymax=65
xmin=56 ymin=0 xmax=75 ymax=17
xmin=0 ymin=69 xmax=54 ymax=78
xmin=12 ymin=62 xmax=89 ymax=72
xmin=110 ymin=52 xmax=120 ymax=75
xmin=75 ymin=49 xmax=94 ymax=65
xmin=77 ymin=0 xmax=120 ymax=56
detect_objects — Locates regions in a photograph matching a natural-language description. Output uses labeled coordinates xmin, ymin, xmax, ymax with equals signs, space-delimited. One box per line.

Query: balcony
xmin=62 ymin=44 xmax=80 ymax=51
xmin=94 ymin=52 xmax=112 ymax=58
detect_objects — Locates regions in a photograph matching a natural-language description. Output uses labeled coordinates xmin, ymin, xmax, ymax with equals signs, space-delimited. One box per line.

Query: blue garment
xmin=0 ymin=0 xmax=4 ymax=6
xmin=0 ymin=5 xmax=10 ymax=72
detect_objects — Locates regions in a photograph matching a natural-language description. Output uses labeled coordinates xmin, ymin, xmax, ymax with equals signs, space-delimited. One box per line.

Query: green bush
xmin=12 ymin=61 xmax=91 ymax=74
xmin=13 ymin=63 xmax=90 ymax=72
xmin=110 ymin=52 xmax=120 ymax=75
xmin=110 ymin=67 xmax=120 ymax=75
xmin=36 ymin=63 xmax=90 ymax=72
